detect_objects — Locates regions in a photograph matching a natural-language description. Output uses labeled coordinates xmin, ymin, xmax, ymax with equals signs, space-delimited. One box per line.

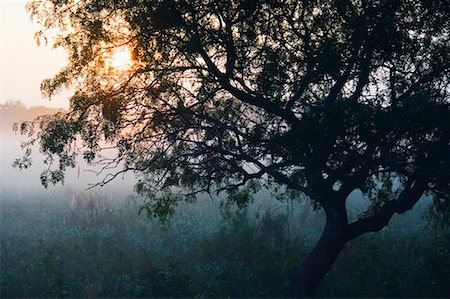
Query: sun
xmin=109 ymin=48 xmax=132 ymax=69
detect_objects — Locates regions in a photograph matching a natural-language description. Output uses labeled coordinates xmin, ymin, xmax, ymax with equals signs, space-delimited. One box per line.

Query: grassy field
xmin=1 ymin=188 xmax=449 ymax=298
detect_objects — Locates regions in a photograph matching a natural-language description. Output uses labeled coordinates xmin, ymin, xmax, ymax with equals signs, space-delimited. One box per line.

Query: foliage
xmin=18 ymin=0 xmax=449 ymax=218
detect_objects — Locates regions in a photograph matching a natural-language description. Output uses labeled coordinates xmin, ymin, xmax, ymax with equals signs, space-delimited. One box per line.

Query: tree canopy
xmin=17 ymin=0 xmax=449 ymax=296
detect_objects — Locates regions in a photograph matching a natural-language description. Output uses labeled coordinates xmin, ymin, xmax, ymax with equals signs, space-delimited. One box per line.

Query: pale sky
xmin=1 ymin=0 xmax=70 ymax=108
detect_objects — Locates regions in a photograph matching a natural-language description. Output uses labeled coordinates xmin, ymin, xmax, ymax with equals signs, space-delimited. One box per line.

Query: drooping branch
xmin=346 ymin=178 xmax=426 ymax=241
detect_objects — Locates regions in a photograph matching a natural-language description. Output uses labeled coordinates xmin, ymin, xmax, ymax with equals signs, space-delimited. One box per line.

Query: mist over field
xmin=1 ymin=102 xmax=448 ymax=298
xmin=0 ymin=102 xmax=136 ymax=194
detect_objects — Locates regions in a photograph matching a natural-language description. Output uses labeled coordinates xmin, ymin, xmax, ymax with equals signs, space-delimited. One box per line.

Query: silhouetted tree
xmin=17 ymin=0 xmax=449 ymax=296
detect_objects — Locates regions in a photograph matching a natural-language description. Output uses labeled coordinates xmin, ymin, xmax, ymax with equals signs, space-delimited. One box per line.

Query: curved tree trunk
xmin=290 ymin=179 xmax=426 ymax=297
xmin=292 ymin=204 xmax=348 ymax=298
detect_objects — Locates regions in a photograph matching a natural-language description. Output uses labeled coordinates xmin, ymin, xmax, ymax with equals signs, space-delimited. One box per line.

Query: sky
xmin=1 ymin=0 xmax=70 ymax=108
xmin=0 ymin=1 xmax=137 ymax=191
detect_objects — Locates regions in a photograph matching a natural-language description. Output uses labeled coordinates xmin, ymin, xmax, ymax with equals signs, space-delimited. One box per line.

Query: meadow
xmin=1 ymin=187 xmax=448 ymax=298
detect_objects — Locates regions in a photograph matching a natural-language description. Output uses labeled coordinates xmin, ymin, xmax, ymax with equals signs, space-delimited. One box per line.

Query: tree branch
xmin=346 ymin=178 xmax=426 ymax=241
xmin=224 ymin=16 xmax=236 ymax=76
xmin=396 ymin=63 xmax=450 ymax=102
xmin=347 ymin=44 xmax=374 ymax=103
xmin=195 ymin=39 xmax=300 ymax=126
xmin=324 ymin=52 xmax=358 ymax=105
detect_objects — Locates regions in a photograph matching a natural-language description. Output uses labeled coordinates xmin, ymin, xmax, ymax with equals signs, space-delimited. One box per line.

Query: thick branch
xmin=224 ymin=17 xmax=236 ymax=76
xmin=324 ymin=52 xmax=358 ymax=105
xmin=346 ymin=179 xmax=426 ymax=241
xmin=196 ymin=41 xmax=300 ymax=126
xmin=348 ymin=44 xmax=374 ymax=103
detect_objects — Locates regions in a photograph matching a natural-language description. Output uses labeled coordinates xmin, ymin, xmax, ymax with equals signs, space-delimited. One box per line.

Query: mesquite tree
xmin=17 ymin=0 xmax=449 ymax=296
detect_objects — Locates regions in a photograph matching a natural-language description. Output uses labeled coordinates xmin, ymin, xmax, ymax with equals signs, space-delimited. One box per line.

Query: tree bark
xmin=292 ymin=203 xmax=348 ymax=298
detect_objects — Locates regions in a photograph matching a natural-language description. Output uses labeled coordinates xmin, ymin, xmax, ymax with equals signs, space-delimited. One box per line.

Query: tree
xmin=17 ymin=0 xmax=449 ymax=297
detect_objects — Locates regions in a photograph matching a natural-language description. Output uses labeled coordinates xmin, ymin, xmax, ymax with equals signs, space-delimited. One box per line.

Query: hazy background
xmin=1 ymin=0 xmax=69 ymax=109
xmin=0 ymin=102 xmax=138 ymax=195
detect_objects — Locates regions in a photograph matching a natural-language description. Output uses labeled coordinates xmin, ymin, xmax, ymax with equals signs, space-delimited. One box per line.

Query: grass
xmin=0 ymin=188 xmax=449 ymax=298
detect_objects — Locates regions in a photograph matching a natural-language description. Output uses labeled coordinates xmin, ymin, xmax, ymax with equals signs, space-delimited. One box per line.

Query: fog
xmin=0 ymin=101 xmax=137 ymax=194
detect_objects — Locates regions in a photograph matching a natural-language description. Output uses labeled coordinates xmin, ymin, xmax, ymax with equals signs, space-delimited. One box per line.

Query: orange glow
xmin=109 ymin=48 xmax=132 ymax=69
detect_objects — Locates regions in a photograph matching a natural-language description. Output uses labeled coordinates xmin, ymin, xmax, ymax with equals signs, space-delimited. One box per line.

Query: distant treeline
xmin=0 ymin=101 xmax=61 ymax=128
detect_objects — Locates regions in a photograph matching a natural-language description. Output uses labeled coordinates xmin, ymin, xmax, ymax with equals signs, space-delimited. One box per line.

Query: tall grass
xmin=1 ymin=189 xmax=448 ymax=298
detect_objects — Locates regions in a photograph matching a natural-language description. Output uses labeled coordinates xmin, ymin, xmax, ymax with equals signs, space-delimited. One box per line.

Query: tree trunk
xmin=292 ymin=204 xmax=348 ymax=298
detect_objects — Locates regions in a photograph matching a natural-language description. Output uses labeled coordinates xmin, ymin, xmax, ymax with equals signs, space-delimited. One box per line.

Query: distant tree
xmin=17 ymin=0 xmax=449 ymax=296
